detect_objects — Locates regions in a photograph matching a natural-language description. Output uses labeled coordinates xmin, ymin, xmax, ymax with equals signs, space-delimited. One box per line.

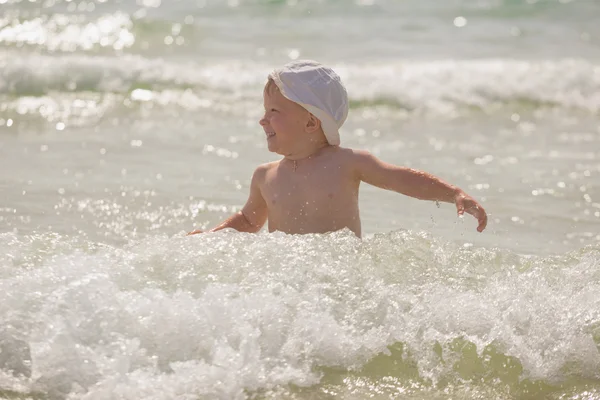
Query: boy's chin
xmin=267 ymin=141 xmax=284 ymax=154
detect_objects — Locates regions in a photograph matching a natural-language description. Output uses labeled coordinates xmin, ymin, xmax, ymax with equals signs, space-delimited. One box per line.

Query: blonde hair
xmin=264 ymin=78 xmax=279 ymax=96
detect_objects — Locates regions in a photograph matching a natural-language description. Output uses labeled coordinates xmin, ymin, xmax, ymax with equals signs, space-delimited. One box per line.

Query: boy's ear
xmin=305 ymin=113 xmax=321 ymax=133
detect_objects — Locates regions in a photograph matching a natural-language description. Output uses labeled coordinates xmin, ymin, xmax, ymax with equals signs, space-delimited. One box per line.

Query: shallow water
xmin=1 ymin=0 xmax=600 ymax=398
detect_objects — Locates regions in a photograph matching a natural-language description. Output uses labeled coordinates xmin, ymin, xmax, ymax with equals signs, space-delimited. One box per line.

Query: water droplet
xmin=288 ymin=49 xmax=300 ymax=60
xmin=454 ymin=16 xmax=467 ymax=28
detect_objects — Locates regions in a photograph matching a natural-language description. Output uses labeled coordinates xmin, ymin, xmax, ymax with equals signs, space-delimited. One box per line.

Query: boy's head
xmin=261 ymin=60 xmax=348 ymax=148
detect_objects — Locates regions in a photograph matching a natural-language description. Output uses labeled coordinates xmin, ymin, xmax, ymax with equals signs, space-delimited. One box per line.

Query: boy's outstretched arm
xmin=354 ymin=150 xmax=488 ymax=232
xmin=187 ymin=166 xmax=268 ymax=235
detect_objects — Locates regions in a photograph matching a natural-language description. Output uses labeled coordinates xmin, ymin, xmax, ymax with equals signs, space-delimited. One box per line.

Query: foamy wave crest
xmin=0 ymin=12 xmax=135 ymax=52
xmin=1 ymin=231 xmax=599 ymax=399
xmin=0 ymin=53 xmax=263 ymax=95
xmin=2 ymin=54 xmax=599 ymax=114
xmin=341 ymin=59 xmax=600 ymax=114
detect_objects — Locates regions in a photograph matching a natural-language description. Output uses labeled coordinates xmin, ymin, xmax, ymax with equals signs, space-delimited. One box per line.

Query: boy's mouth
xmin=266 ymin=131 xmax=276 ymax=139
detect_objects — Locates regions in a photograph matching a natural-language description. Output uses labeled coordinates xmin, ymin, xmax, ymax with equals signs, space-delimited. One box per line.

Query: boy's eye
xmin=270 ymin=108 xmax=277 ymax=112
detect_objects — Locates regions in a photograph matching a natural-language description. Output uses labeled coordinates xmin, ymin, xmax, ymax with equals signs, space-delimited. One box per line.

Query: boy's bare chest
xmin=261 ymin=166 xmax=350 ymax=209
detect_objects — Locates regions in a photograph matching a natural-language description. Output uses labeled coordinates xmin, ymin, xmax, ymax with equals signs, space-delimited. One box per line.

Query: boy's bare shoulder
xmin=335 ymin=146 xmax=371 ymax=157
xmin=333 ymin=147 xmax=384 ymax=180
xmin=334 ymin=146 xmax=376 ymax=166
xmin=253 ymin=160 xmax=280 ymax=179
xmin=340 ymin=147 xmax=372 ymax=158
xmin=257 ymin=160 xmax=280 ymax=171
xmin=327 ymin=146 xmax=357 ymax=159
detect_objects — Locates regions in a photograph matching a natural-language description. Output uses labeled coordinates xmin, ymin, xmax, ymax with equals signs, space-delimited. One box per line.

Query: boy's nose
xmin=259 ymin=116 xmax=267 ymax=126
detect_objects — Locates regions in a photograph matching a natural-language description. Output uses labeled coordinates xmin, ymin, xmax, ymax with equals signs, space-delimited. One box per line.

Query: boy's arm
xmin=187 ymin=166 xmax=268 ymax=235
xmin=353 ymin=150 xmax=487 ymax=232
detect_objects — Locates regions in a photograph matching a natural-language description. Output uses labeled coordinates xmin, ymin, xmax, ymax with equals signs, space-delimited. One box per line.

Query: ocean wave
xmin=340 ymin=59 xmax=600 ymax=114
xmin=1 ymin=54 xmax=599 ymax=115
xmin=0 ymin=231 xmax=599 ymax=398
xmin=0 ymin=12 xmax=136 ymax=52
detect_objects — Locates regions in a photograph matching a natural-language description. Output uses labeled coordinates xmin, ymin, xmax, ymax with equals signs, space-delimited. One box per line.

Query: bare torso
xmin=190 ymin=144 xmax=488 ymax=237
xmin=259 ymin=146 xmax=362 ymax=237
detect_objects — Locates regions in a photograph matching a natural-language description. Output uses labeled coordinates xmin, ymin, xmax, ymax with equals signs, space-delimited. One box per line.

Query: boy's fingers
xmin=476 ymin=207 xmax=488 ymax=232
xmin=462 ymin=201 xmax=487 ymax=232
xmin=477 ymin=216 xmax=487 ymax=232
xmin=456 ymin=197 xmax=488 ymax=232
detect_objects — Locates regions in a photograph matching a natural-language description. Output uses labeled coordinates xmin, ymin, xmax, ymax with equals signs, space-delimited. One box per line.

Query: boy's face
xmin=260 ymin=84 xmax=310 ymax=155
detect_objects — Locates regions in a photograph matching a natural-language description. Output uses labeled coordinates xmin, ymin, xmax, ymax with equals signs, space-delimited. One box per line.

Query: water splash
xmin=1 ymin=231 xmax=599 ymax=399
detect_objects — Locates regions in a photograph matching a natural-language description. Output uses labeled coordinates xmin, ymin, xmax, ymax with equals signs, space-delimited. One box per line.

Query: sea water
xmin=1 ymin=0 xmax=599 ymax=398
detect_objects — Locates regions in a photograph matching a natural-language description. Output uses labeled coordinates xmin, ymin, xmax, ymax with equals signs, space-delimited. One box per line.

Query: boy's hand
xmin=454 ymin=192 xmax=488 ymax=232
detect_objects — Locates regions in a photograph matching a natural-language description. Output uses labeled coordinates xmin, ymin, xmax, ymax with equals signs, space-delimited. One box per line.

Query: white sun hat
xmin=268 ymin=60 xmax=348 ymax=146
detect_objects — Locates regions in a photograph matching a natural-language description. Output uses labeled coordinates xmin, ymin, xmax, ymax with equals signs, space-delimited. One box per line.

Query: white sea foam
xmin=1 ymin=231 xmax=599 ymax=398
xmin=2 ymin=54 xmax=598 ymax=120
xmin=0 ymin=12 xmax=135 ymax=52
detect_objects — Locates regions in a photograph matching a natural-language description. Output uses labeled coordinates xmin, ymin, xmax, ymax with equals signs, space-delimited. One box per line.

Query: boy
xmin=188 ymin=60 xmax=487 ymax=237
